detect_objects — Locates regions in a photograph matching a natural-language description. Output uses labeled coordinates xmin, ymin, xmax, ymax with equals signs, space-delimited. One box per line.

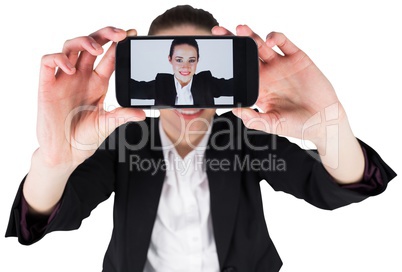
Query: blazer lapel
xmin=206 ymin=116 xmax=242 ymax=267
xmin=191 ymin=74 xmax=203 ymax=105
xmin=155 ymin=74 xmax=176 ymax=105
xmin=124 ymin=116 xmax=242 ymax=269
xmin=125 ymin=118 xmax=166 ymax=271
xmin=165 ymin=75 xmax=176 ymax=105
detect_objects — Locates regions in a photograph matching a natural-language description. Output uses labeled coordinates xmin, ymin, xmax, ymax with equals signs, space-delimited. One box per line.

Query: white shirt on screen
xmin=174 ymin=76 xmax=194 ymax=105
xmin=143 ymin=121 xmax=219 ymax=272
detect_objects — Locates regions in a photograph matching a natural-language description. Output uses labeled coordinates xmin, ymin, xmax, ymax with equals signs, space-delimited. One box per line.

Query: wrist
xmin=23 ymin=149 xmax=77 ymax=215
xmin=307 ymin=106 xmax=365 ymax=184
xmin=307 ymin=103 xmax=349 ymax=151
xmin=32 ymin=147 xmax=80 ymax=170
xmin=29 ymin=149 xmax=76 ymax=174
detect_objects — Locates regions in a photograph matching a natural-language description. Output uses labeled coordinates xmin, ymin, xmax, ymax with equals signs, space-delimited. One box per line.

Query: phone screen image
xmin=130 ymin=38 xmax=234 ymax=107
xmin=116 ymin=36 xmax=258 ymax=108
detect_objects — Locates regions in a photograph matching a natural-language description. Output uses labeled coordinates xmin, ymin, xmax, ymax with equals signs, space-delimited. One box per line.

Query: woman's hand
xmin=212 ymin=25 xmax=364 ymax=184
xmin=213 ymin=25 xmax=341 ymax=145
xmin=24 ymin=27 xmax=145 ymax=214
xmin=37 ymin=26 xmax=145 ymax=167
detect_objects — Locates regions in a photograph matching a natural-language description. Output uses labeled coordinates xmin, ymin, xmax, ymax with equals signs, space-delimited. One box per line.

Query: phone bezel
xmin=115 ymin=35 xmax=259 ymax=108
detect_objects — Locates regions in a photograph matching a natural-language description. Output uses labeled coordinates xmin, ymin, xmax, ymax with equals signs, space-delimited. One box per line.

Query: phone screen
xmin=116 ymin=36 xmax=258 ymax=108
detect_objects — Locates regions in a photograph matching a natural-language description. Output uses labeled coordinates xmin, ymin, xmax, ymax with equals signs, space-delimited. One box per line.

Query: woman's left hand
xmin=212 ymin=25 xmax=342 ymax=145
xmin=213 ymin=25 xmax=365 ymax=184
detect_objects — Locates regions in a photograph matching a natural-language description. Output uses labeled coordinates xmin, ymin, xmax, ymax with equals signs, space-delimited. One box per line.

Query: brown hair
xmin=169 ymin=38 xmax=199 ymax=59
xmin=148 ymin=5 xmax=219 ymax=35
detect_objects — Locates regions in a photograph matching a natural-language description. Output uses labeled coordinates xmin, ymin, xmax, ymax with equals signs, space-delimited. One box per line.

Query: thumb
xmin=232 ymin=107 xmax=259 ymax=124
xmin=100 ymin=107 xmax=146 ymax=138
xmin=232 ymin=108 xmax=276 ymax=133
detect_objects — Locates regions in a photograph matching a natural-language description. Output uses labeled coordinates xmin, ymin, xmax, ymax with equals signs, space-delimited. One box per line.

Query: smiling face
xmin=155 ymin=25 xmax=217 ymax=152
xmin=168 ymin=44 xmax=198 ymax=87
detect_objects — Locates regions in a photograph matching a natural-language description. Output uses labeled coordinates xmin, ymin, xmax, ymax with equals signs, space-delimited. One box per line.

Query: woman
xmin=5 ymin=4 xmax=396 ymax=272
xmin=130 ymin=37 xmax=233 ymax=106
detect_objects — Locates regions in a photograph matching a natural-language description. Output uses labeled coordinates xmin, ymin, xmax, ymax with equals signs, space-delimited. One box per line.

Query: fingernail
xmin=113 ymin=27 xmax=124 ymax=32
xmin=66 ymin=62 xmax=75 ymax=71
xmin=91 ymin=42 xmax=101 ymax=50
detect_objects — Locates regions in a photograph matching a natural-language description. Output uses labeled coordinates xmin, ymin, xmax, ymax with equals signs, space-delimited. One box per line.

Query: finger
xmin=76 ymin=27 xmax=127 ymax=72
xmin=126 ymin=29 xmax=137 ymax=37
xmin=40 ymin=53 xmax=76 ymax=84
xmin=94 ymin=42 xmax=117 ymax=80
xmin=211 ymin=26 xmax=235 ymax=36
xmin=107 ymin=107 xmax=145 ymax=123
xmin=90 ymin=26 xmax=127 ymax=45
xmin=62 ymin=36 xmax=104 ymax=66
xmin=101 ymin=108 xmax=146 ymax=138
xmin=236 ymin=25 xmax=278 ymax=62
xmin=94 ymin=28 xmax=136 ymax=80
xmin=266 ymin=32 xmax=300 ymax=56
xmin=232 ymin=108 xmax=275 ymax=133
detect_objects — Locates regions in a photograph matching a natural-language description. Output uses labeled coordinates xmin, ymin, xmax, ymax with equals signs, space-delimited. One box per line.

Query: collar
xmin=159 ymin=117 xmax=213 ymax=161
xmin=173 ymin=76 xmax=193 ymax=92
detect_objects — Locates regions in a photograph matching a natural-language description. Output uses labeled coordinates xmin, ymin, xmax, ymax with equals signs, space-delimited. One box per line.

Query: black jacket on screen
xmin=130 ymin=71 xmax=233 ymax=106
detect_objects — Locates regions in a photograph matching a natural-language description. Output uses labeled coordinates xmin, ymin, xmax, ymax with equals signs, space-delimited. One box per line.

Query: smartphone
xmin=115 ymin=36 xmax=259 ymax=108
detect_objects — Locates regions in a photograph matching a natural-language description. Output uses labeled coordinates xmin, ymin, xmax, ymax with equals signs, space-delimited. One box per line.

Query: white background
xmin=0 ymin=0 xmax=401 ymax=271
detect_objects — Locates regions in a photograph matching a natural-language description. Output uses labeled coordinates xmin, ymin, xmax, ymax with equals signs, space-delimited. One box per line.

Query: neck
xmin=175 ymin=76 xmax=191 ymax=88
xmin=160 ymin=116 xmax=212 ymax=158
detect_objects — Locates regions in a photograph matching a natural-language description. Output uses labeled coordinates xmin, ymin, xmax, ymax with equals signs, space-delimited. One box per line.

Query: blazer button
xmin=222 ymin=267 xmax=236 ymax=272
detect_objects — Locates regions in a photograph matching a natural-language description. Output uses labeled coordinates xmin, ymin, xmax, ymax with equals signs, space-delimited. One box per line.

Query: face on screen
xmin=168 ymin=44 xmax=198 ymax=87
xmin=129 ymin=38 xmax=234 ymax=107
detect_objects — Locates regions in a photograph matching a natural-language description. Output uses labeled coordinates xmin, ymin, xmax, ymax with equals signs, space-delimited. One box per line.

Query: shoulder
xmin=195 ymin=70 xmax=213 ymax=78
xmin=155 ymin=73 xmax=173 ymax=80
xmin=214 ymin=110 xmax=239 ymax=125
xmin=211 ymin=111 xmax=244 ymax=143
xmin=212 ymin=110 xmax=293 ymax=150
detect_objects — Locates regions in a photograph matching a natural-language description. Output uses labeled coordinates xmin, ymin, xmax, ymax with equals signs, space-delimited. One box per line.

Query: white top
xmin=143 ymin=121 xmax=220 ymax=272
xmin=174 ymin=76 xmax=194 ymax=105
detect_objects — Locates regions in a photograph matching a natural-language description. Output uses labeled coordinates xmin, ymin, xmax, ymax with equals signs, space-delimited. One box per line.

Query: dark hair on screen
xmin=148 ymin=5 xmax=219 ymax=35
xmin=169 ymin=38 xmax=199 ymax=60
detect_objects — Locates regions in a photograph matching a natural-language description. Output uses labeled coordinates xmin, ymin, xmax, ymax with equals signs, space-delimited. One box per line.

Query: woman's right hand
xmin=36 ymin=26 xmax=145 ymax=167
xmin=24 ymin=27 xmax=145 ymax=214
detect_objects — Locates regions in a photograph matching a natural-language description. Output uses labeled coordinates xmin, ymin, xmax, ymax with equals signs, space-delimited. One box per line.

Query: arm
xmin=249 ymin=129 xmax=396 ymax=210
xmin=130 ymin=78 xmax=156 ymax=99
xmin=21 ymin=27 xmax=145 ymax=216
xmin=210 ymin=74 xmax=234 ymax=97
xmin=196 ymin=70 xmax=234 ymax=97
xmin=213 ymin=25 xmax=371 ymax=185
xmin=6 ymin=139 xmax=118 ymax=244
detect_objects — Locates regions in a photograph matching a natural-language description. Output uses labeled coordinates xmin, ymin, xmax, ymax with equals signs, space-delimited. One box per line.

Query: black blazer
xmin=6 ymin=112 xmax=396 ymax=272
xmin=130 ymin=71 xmax=233 ymax=106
